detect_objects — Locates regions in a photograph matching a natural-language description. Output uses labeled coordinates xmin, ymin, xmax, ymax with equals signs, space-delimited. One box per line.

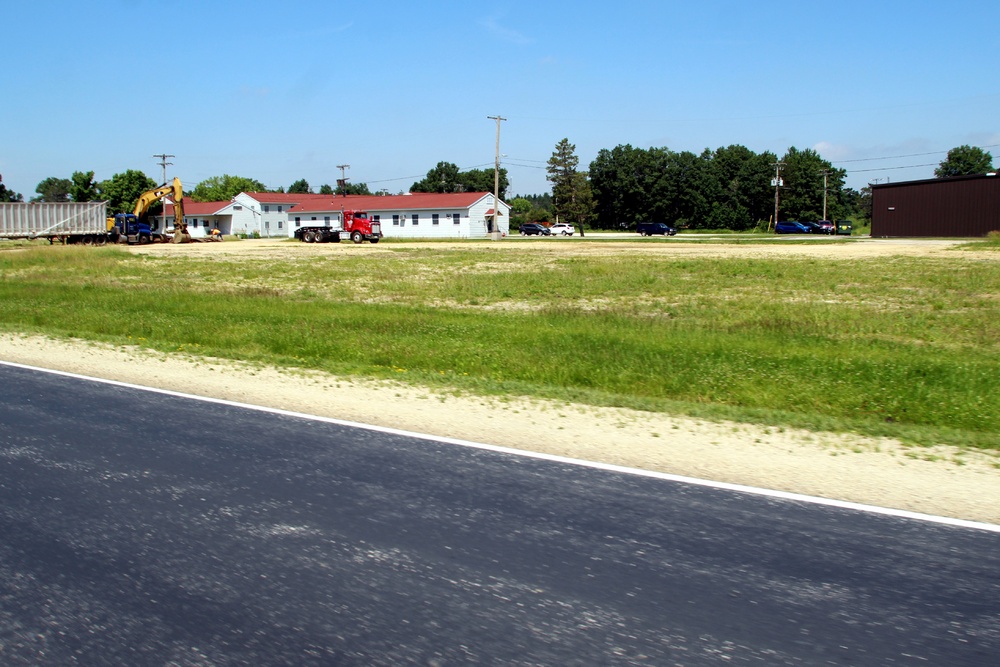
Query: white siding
xmin=374 ymin=207 xmax=472 ymax=239
xmin=229 ymin=194 xmax=263 ymax=236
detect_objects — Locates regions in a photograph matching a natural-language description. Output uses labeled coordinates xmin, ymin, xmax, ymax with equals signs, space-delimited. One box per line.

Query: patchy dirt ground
xmin=3 ymin=237 xmax=998 ymax=524
xmin=130 ymin=235 xmax=979 ymax=261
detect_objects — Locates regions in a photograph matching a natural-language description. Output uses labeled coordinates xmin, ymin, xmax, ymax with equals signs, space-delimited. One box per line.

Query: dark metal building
xmin=871 ymin=173 xmax=1000 ymax=237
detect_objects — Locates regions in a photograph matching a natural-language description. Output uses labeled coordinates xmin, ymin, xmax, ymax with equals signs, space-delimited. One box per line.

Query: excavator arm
xmin=133 ymin=177 xmax=188 ymax=240
xmin=133 ymin=177 xmax=183 ymax=220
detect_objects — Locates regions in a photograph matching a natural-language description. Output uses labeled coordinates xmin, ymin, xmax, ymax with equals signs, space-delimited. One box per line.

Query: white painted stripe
xmin=3 ymin=359 xmax=998 ymax=534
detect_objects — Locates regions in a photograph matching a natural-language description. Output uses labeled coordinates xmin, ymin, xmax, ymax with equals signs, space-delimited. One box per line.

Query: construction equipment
xmin=107 ymin=177 xmax=186 ymax=244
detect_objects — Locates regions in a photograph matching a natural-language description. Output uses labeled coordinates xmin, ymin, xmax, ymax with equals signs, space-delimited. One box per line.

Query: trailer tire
xmin=351 ymin=231 xmax=363 ymax=244
xmin=82 ymin=236 xmax=94 ymax=246
xmin=302 ymin=231 xmax=315 ymax=243
xmin=370 ymin=237 xmax=379 ymax=244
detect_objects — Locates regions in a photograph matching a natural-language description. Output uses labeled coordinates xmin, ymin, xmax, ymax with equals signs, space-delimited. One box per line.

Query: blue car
xmin=775 ymin=221 xmax=811 ymax=234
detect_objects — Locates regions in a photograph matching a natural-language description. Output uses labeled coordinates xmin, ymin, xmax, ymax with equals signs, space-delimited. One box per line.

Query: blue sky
xmin=2 ymin=0 xmax=997 ymax=199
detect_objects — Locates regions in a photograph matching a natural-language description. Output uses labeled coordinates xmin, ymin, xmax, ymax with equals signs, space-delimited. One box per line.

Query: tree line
xmin=527 ymin=141 xmax=995 ymax=231
xmin=7 ymin=171 xmax=377 ymax=214
xmin=10 ymin=144 xmax=992 ymax=225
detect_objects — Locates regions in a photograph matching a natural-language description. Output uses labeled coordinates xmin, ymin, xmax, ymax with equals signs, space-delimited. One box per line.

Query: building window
xmin=264 ymin=205 xmax=270 ymax=213
xmin=393 ymin=214 xmax=400 ymax=226
xmin=233 ymin=205 xmax=242 ymax=211
xmin=265 ymin=221 xmax=270 ymax=229
xmin=411 ymin=214 xmax=419 ymax=226
xmin=432 ymin=214 xmax=439 ymax=225
xmin=373 ymin=215 xmax=380 ymax=223
xmin=453 ymin=213 xmax=460 ymax=224
xmin=324 ymin=216 xmax=330 ymax=224
xmin=278 ymin=220 xmax=283 ymax=229
xmin=277 ymin=206 xmax=283 ymax=213
xmin=203 ymin=220 xmax=210 ymax=228
xmin=311 ymin=216 xmax=317 ymax=221
xmin=295 ymin=217 xmax=301 ymax=225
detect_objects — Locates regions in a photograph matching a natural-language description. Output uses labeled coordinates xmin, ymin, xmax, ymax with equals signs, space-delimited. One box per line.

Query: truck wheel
xmin=302 ymin=231 xmax=314 ymax=243
xmin=351 ymin=231 xmax=363 ymax=244
xmin=138 ymin=234 xmax=150 ymax=245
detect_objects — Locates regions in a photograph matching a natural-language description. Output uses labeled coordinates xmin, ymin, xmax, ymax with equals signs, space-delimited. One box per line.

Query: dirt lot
xmin=3 ymin=237 xmax=998 ymax=524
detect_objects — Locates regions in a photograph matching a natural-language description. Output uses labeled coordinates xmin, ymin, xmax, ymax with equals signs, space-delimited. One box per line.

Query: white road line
xmin=3 ymin=359 xmax=998 ymax=534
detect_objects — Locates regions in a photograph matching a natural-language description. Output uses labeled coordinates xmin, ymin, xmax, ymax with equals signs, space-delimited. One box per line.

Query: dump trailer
xmin=293 ymin=209 xmax=382 ymax=244
xmin=0 ymin=201 xmax=113 ymax=245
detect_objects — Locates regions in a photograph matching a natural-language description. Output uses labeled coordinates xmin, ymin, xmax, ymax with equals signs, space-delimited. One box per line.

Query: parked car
xmin=519 ymin=223 xmax=551 ymax=236
xmin=549 ymin=223 xmax=575 ymax=236
xmin=775 ymin=221 xmax=811 ymax=234
xmin=835 ymin=220 xmax=853 ymax=236
xmin=636 ymin=222 xmax=677 ymax=236
xmin=816 ymin=220 xmax=836 ymax=234
xmin=798 ymin=221 xmax=824 ymax=233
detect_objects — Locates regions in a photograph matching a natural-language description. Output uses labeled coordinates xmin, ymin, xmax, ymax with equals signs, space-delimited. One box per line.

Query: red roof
xmin=163 ymin=192 xmax=508 ymax=215
xmin=244 ymin=192 xmax=329 ymax=204
xmin=286 ymin=192 xmax=496 ymax=214
xmin=164 ymin=197 xmax=228 ymax=216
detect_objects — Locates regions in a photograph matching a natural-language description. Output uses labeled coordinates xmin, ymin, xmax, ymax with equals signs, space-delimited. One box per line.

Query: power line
xmin=848 ymin=162 xmax=939 ymax=173
xmin=834 ymin=143 xmax=999 ymax=164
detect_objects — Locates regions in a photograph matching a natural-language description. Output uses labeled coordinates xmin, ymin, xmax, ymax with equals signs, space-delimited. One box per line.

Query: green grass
xmin=1 ymin=242 xmax=998 ymax=450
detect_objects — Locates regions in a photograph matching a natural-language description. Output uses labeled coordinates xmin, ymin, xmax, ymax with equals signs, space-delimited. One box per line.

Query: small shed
xmin=871 ymin=173 xmax=1000 ymax=237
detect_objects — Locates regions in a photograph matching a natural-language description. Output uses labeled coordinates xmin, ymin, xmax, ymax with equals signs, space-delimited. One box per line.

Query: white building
xmin=158 ymin=192 xmax=510 ymax=239
xmin=287 ymin=192 xmax=509 ymax=239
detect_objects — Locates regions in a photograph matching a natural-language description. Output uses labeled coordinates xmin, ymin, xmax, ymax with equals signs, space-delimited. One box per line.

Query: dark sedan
xmin=519 ymin=223 xmax=551 ymax=236
xmin=775 ymin=221 xmax=811 ymax=234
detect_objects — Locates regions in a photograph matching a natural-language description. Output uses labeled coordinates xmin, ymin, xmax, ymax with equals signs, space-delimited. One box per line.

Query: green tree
xmin=98 ymin=170 xmax=158 ymax=215
xmin=460 ymin=167 xmax=508 ymax=199
xmin=411 ymin=162 xmax=507 ymax=199
xmin=778 ymin=147 xmax=846 ymax=222
xmin=191 ymin=174 xmax=267 ymax=202
xmin=589 ymin=144 xmax=667 ymax=228
xmin=319 ymin=183 xmax=334 ymax=195
xmin=935 ymin=145 xmax=994 ymax=178
xmin=547 ymin=138 xmax=594 ymax=234
xmin=510 ymin=197 xmax=532 ymax=215
xmin=70 ymin=171 xmax=100 ymax=202
xmin=856 ymin=186 xmax=873 ymax=222
xmin=705 ymin=145 xmax=776 ymax=229
xmin=0 ymin=175 xmax=23 ymax=202
xmin=335 ymin=182 xmax=372 ymax=195
xmin=411 ymin=161 xmax=462 ymax=193
xmin=33 ymin=177 xmax=72 ymax=202
xmin=288 ymin=178 xmax=311 ymax=194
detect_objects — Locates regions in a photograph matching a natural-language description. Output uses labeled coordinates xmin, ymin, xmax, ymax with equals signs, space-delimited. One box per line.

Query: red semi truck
xmin=293 ymin=209 xmax=382 ymax=244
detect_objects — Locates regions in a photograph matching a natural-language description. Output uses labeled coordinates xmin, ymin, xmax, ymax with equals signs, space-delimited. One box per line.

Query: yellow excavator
xmin=106 ymin=178 xmax=217 ymax=244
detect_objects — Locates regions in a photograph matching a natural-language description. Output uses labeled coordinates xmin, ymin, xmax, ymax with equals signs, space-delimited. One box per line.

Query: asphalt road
xmin=1 ymin=363 xmax=998 ymax=666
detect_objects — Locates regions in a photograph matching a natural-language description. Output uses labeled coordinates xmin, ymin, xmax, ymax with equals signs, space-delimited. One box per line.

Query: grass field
xmin=1 ymin=239 xmax=998 ymax=450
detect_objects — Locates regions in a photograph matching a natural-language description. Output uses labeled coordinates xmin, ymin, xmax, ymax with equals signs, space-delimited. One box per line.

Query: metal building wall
xmin=871 ymin=174 xmax=1000 ymax=237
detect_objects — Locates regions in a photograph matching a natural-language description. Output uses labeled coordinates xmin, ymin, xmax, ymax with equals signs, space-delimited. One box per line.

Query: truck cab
xmin=110 ymin=213 xmax=158 ymax=244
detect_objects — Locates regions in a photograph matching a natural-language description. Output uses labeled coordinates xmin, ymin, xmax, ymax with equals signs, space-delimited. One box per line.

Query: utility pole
xmin=336 ymin=164 xmax=350 ymax=195
xmin=487 ymin=115 xmax=506 ymax=240
xmin=153 ymin=153 xmax=174 ymax=185
xmin=771 ymin=162 xmax=784 ymax=231
xmin=820 ymin=169 xmax=830 ymax=221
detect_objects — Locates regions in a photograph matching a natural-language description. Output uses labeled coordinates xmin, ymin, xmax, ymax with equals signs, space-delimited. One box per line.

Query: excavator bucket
xmin=171 ymin=223 xmax=192 ymax=243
